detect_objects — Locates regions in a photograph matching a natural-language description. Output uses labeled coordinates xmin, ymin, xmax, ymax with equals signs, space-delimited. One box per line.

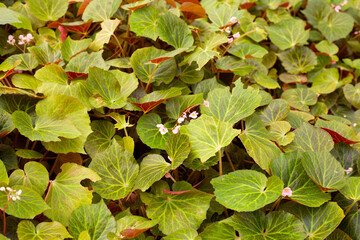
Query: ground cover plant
xmin=0 ymin=0 xmax=360 ymax=239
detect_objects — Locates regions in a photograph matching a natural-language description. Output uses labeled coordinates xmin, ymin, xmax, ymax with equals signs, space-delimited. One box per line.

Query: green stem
xmin=145 ymin=64 xmax=158 ymax=93
xmin=218 ymin=149 xmax=222 ymax=176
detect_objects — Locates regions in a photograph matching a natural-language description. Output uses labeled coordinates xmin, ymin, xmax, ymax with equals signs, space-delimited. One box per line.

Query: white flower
xmin=233 ymin=32 xmax=240 ymax=39
xmin=341 ymin=0 xmax=347 ymax=6
xmin=228 ymin=38 xmax=233 ymax=44
xmin=0 ymin=187 xmax=5 ymax=191
xmin=225 ymin=27 xmax=231 ymax=34
xmin=344 ymin=115 xmax=347 ymax=118
xmin=203 ymin=100 xmax=210 ymax=107
xmin=7 ymin=35 xmax=15 ymax=45
xmin=18 ymin=40 xmax=25 ymax=45
xmin=172 ymin=125 xmax=181 ymax=134
xmin=12 ymin=196 xmax=16 ymax=201
xmin=334 ymin=5 xmax=341 ymax=12
xmin=353 ymin=123 xmax=357 ymax=127
xmin=182 ymin=113 xmax=187 ymax=118
xmin=17 ymin=190 xmax=22 ymax=195
xmin=6 ymin=187 xmax=12 ymax=191
xmin=177 ymin=117 xmax=185 ymax=124
xmin=229 ymin=16 xmax=237 ymax=24
xmin=189 ymin=111 xmax=199 ymax=119
xmin=282 ymin=187 xmax=292 ymax=197
xmin=156 ymin=124 xmax=164 ymax=128
xmin=345 ymin=168 xmax=353 ymax=174
xmin=159 ymin=126 xmax=168 ymax=135
xmin=26 ymin=33 xmax=34 ymax=42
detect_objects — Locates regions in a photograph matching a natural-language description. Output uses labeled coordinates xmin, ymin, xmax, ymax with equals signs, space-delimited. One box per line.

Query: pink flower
xmin=334 ymin=5 xmax=341 ymax=12
xmin=228 ymin=38 xmax=233 ymax=44
xmin=7 ymin=35 xmax=15 ymax=45
xmin=58 ymin=25 xmax=67 ymax=42
xmin=229 ymin=16 xmax=237 ymax=24
xmin=159 ymin=127 xmax=168 ymax=135
xmin=225 ymin=27 xmax=231 ymax=34
xmin=233 ymin=32 xmax=240 ymax=39
xmin=203 ymin=100 xmax=210 ymax=107
xmin=177 ymin=117 xmax=185 ymax=124
xmin=281 ymin=187 xmax=292 ymax=197
xmin=172 ymin=125 xmax=181 ymax=134
xmin=189 ymin=111 xmax=199 ymax=119
xmin=26 ymin=33 xmax=34 ymax=42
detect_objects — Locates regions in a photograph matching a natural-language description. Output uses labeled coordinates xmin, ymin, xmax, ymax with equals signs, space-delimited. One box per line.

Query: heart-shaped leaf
xmin=270 ymin=151 xmax=331 ymax=207
xmin=84 ymin=120 xmax=115 ymax=158
xmin=9 ymin=162 xmax=48 ymax=195
xmin=281 ymin=202 xmax=344 ymax=240
xmin=229 ymin=43 xmax=268 ymax=59
xmin=61 ymin=37 xmax=91 ymax=62
xmin=89 ymin=19 xmax=120 ymax=51
xmin=339 ymin=177 xmax=360 ymax=201
xmin=200 ymin=80 xmax=261 ymax=124
xmin=343 ymin=84 xmax=360 ymax=109
xmin=315 ymin=119 xmax=360 ymax=144
xmin=277 ymin=46 xmax=317 ymax=74
xmin=181 ymin=114 xmax=240 ymax=163
xmin=301 ymin=0 xmax=332 ymax=27
xmin=269 ymin=121 xmax=295 ymax=146
xmin=165 ymin=134 xmax=191 ymax=169
xmin=166 ymin=94 xmax=203 ymax=120
xmin=28 ymin=0 xmax=69 ymax=21
xmin=44 ymin=163 xmax=101 ymax=226
xmin=65 ymin=51 xmax=108 ymax=74
xmin=17 ymin=220 xmax=71 ymax=240
xmin=82 ymin=0 xmax=122 ymax=22
xmin=223 ymin=211 xmax=306 ymax=240
xmin=140 ymin=190 xmax=212 ymax=235
xmin=259 ymin=99 xmax=290 ymax=125
xmin=281 ymin=88 xmax=317 ymax=111
xmin=318 ymin=12 xmax=354 ymax=42
xmin=163 ymin=228 xmax=198 ymax=240
xmin=302 ymin=151 xmax=346 ymax=191
xmin=129 ymin=6 xmax=159 ymax=41
xmin=198 ymin=222 xmax=236 ymax=240
xmin=311 ymin=68 xmax=339 ymax=94
xmin=68 ymin=200 xmax=116 ymax=240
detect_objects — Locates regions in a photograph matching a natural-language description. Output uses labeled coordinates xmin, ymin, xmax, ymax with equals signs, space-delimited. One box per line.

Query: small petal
xmin=18 ymin=35 xmax=24 ymax=40
xmin=229 ymin=16 xmax=236 ymax=24
xmin=17 ymin=189 xmax=22 ymax=195
xmin=281 ymin=187 xmax=292 ymax=197
xmin=353 ymin=123 xmax=357 ymax=127
xmin=233 ymin=32 xmax=240 ymax=39
xmin=172 ymin=126 xmax=180 ymax=134
xmin=189 ymin=111 xmax=199 ymax=119
xmin=225 ymin=27 xmax=231 ymax=33
xmin=6 ymin=187 xmax=12 ymax=191
xmin=165 ymin=173 xmax=171 ymax=178
xmin=228 ymin=38 xmax=233 ymax=44
xmin=177 ymin=117 xmax=185 ymax=124
xmin=156 ymin=124 xmax=164 ymax=128
xmin=203 ymin=100 xmax=210 ymax=107
xmin=0 ymin=187 xmax=5 ymax=191
xmin=159 ymin=127 xmax=168 ymax=135
xmin=18 ymin=40 xmax=25 ymax=45
xmin=12 ymin=196 xmax=17 ymax=201
xmin=344 ymin=115 xmax=347 ymax=118
xmin=16 ymin=196 xmax=21 ymax=200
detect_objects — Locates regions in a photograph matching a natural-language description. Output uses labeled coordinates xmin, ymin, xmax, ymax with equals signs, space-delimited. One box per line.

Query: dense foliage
xmin=0 ymin=0 xmax=360 ymax=239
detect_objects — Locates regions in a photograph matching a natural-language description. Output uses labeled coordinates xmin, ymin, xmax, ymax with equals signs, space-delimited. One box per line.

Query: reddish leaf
xmin=279 ymin=2 xmax=290 ymax=8
xmin=320 ymin=127 xmax=360 ymax=144
xmin=107 ymin=201 xmax=122 ymax=215
xmin=163 ymin=189 xmax=191 ymax=195
xmin=149 ymin=57 xmax=172 ymax=64
xmin=240 ymin=2 xmax=255 ymax=9
xmin=245 ymin=54 xmax=256 ymax=59
xmin=176 ymin=0 xmax=200 ymax=4
xmin=165 ymin=0 xmax=176 ymax=7
xmin=121 ymin=228 xmax=151 ymax=239
xmin=58 ymin=25 xmax=68 ymax=42
xmin=66 ymin=72 xmax=88 ymax=80
xmin=47 ymin=21 xmax=62 ymax=29
xmin=127 ymin=1 xmax=152 ymax=10
xmin=0 ymin=69 xmax=14 ymax=81
xmin=133 ymin=99 xmax=170 ymax=113
xmin=63 ymin=21 xmax=93 ymax=34
xmin=77 ymin=0 xmax=93 ymax=16
xmin=0 ymin=131 xmax=10 ymax=138
xmin=179 ymin=2 xmax=207 ymax=20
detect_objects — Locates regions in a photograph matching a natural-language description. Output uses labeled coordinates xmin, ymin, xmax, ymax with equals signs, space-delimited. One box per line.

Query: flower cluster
xmin=7 ymin=33 xmax=34 ymax=46
xmin=223 ymin=16 xmax=242 ymax=44
xmin=344 ymin=167 xmax=353 ymax=175
xmin=0 ymin=187 xmax=22 ymax=201
xmin=156 ymin=100 xmax=210 ymax=135
xmin=331 ymin=0 xmax=347 ymax=12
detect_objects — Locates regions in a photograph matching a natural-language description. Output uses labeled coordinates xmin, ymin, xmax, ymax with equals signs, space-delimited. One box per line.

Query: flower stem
xmin=345 ymin=200 xmax=358 ymax=215
xmin=44 ymin=181 xmax=53 ymax=202
xmin=2 ymin=198 xmax=10 ymax=235
xmin=218 ymin=149 xmax=222 ymax=176
xmin=145 ymin=64 xmax=158 ymax=93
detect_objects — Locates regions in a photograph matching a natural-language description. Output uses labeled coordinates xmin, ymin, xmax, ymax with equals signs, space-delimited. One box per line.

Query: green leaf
xmin=85 ymin=120 xmax=115 ymax=158
xmin=44 ymin=163 xmax=101 ymax=226
xmin=28 ymin=0 xmax=68 ymax=21
xmin=0 ymin=144 xmax=18 ymax=171
xmin=178 ymin=63 xmax=204 ymax=84
xmin=61 ymin=37 xmax=91 ymax=62
xmin=65 ymin=50 xmax=109 ymax=74
xmin=82 ymin=0 xmax=122 ymax=22
xmin=140 ymin=190 xmax=212 ymax=235
xmin=340 ymin=211 xmax=360 ymax=239
xmin=253 ymin=71 xmax=280 ymax=89
xmin=200 ymin=80 xmax=262 ymax=124
xmin=12 ymin=111 xmax=81 ymax=142
xmin=157 ymin=11 xmax=193 ymax=49
xmin=281 ymin=202 xmax=344 ymax=240
xmin=215 ymin=56 xmax=256 ymax=76
xmin=302 ymin=151 xmax=346 ymax=191
xmin=111 ymin=215 xmax=158 ymax=240
xmin=15 ymin=149 xmax=43 ymax=159
xmin=165 ymin=134 xmax=191 ymax=169
xmin=277 ymin=46 xmax=317 ymax=74
xmin=239 ymin=115 xmax=282 ymax=172
xmin=207 ymin=5 xmax=243 ymax=28
xmin=111 ymin=70 xmax=139 ymax=99
xmin=0 ymin=109 xmax=14 ymax=138
xmin=181 ymin=114 xmax=240 ymax=163
xmin=315 ymin=119 xmax=360 ymax=143
xmin=90 ymin=19 xmax=120 ymax=51
xmin=129 ymin=6 xmax=159 ymax=41
xmin=310 ymin=68 xmax=339 ymax=94
xmin=17 ymin=221 xmax=71 ymax=240
xmin=28 ymin=43 xmax=61 ymax=65
xmin=343 ymin=83 xmax=360 ymax=109
xmin=301 ymin=0 xmax=332 ymax=27
xmin=281 ymin=88 xmax=318 ymax=111
xmin=89 ymin=141 xmax=139 ymax=200
xmin=9 ymin=162 xmax=48 ymax=195
xmin=318 ymin=12 xmax=354 ymax=42
xmin=166 ymin=94 xmax=203 ymax=120
xmin=36 ymin=95 xmax=92 ymax=154
xmin=0 ymin=161 xmax=8 ymax=186
xmin=315 ymin=40 xmax=339 ymax=55
xmin=229 ymin=43 xmax=268 ymax=59
xmin=339 ymin=177 xmax=360 ymax=201
xmin=106 ymin=58 xmax=131 ymax=68
xmin=0 ymin=185 xmax=49 ymax=219
xmin=163 ymin=228 xmax=198 ymax=240
xmin=34 ymin=64 xmax=66 ymax=85
xmin=133 ymin=154 xmax=170 ymax=192
xmin=270 ymin=151 xmax=331 ymax=207
xmin=223 ymin=211 xmax=306 ymax=240
xmin=331 ymin=142 xmax=359 ymax=169
xmin=198 ymin=222 xmax=236 ymax=240
xmin=286 ymin=122 xmax=334 ymax=152
xmin=12 ymin=74 xmax=41 ymax=93
xmin=87 ymin=67 xmax=126 ymax=109
xmin=130 ymin=47 xmax=177 ymax=85
xmin=211 ymin=170 xmax=283 ymax=212
xmin=0 ymin=7 xmax=21 ymax=25
xmin=193 ymin=77 xmax=226 ymax=98
xmin=68 ymin=200 xmax=116 ymax=240
xmin=136 ymin=113 xmax=169 ymax=150
xmin=269 ymin=121 xmax=295 ymax=146
xmin=259 ymin=99 xmax=290 ymax=125
xmin=266 ymin=18 xmax=309 ymax=50
xmin=326 ymin=229 xmax=351 ymax=240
